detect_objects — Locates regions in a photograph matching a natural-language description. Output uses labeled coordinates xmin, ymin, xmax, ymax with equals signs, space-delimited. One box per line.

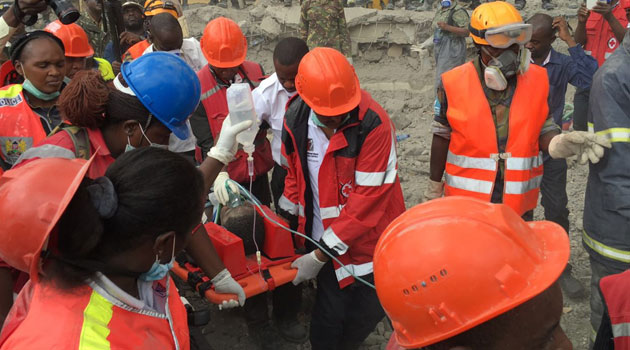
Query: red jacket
xmin=279 ymin=91 xmax=406 ymax=288
xmin=584 ymin=4 xmax=629 ymax=66
xmin=600 ymin=269 xmax=630 ymax=349
xmin=0 ymin=278 xmax=189 ymax=350
xmin=197 ymin=62 xmax=274 ymax=183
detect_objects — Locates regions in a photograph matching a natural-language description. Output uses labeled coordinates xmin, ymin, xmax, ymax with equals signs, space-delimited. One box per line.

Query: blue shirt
xmin=536 ymin=46 xmax=598 ymax=126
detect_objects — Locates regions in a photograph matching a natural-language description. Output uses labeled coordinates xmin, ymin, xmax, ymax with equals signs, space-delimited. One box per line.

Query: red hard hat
xmin=295 ymin=47 xmax=361 ymax=117
xmin=0 ymin=157 xmax=93 ymax=281
xmin=374 ymin=197 xmax=570 ymax=349
xmin=44 ymin=20 xmax=94 ymax=58
xmin=200 ymin=17 xmax=247 ymax=69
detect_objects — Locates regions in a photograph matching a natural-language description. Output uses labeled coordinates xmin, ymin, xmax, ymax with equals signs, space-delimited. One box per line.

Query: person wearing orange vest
xmin=595 ymin=269 xmax=630 ymax=349
xmin=280 ymin=47 xmax=405 ymax=349
xmin=373 ymin=196 xmax=573 ymax=350
xmin=0 ymin=148 xmax=202 ymax=349
xmin=572 ymin=0 xmax=629 ymax=132
xmin=426 ymin=2 xmax=610 ymax=217
xmin=0 ymin=31 xmax=65 ymax=171
xmin=44 ymin=20 xmax=115 ymax=81
xmin=190 ymin=17 xmax=274 ymax=206
xmin=121 ymin=0 xmax=180 ymax=64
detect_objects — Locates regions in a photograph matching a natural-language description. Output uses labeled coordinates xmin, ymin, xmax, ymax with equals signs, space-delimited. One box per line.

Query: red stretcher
xmin=172 ymin=205 xmax=300 ymax=304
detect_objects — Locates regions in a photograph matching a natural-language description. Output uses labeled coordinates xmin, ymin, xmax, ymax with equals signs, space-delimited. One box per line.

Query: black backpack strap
xmin=50 ymin=124 xmax=91 ymax=160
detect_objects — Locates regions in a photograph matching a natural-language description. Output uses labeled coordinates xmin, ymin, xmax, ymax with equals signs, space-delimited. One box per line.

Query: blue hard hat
xmin=121 ymin=52 xmax=201 ymax=140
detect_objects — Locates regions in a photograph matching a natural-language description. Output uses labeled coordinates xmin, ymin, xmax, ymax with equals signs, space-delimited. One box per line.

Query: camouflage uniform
xmin=300 ymin=0 xmax=351 ymax=56
xmin=76 ymin=11 xmax=109 ymax=57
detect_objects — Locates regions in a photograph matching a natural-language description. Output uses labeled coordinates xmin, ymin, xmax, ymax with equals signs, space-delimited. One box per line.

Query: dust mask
xmin=482 ymin=45 xmax=529 ymax=91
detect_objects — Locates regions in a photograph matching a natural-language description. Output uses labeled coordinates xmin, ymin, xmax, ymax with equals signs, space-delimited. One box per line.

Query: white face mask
xmin=482 ymin=45 xmax=531 ymax=91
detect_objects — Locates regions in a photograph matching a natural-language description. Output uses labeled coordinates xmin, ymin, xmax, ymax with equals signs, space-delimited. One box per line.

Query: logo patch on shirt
xmin=340 ymin=180 xmax=353 ymax=198
xmin=608 ymin=37 xmax=618 ymax=50
xmin=307 ymin=138 xmax=318 ymax=159
xmin=0 ymin=137 xmax=31 ymax=164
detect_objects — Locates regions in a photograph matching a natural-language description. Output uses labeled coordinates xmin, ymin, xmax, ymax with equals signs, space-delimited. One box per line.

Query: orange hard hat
xmin=200 ymin=17 xmax=247 ymax=69
xmin=0 ymin=157 xmax=93 ymax=281
xmin=374 ymin=197 xmax=569 ymax=349
xmin=295 ymin=47 xmax=361 ymax=117
xmin=44 ymin=20 xmax=94 ymax=58
xmin=143 ymin=0 xmax=179 ymax=17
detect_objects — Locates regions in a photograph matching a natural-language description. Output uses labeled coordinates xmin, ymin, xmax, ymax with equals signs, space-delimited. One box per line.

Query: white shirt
xmin=89 ymin=272 xmax=167 ymax=314
xmin=252 ymin=73 xmax=296 ymax=165
xmin=307 ymin=111 xmax=330 ymax=241
xmin=143 ymin=38 xmax=207 ymax=153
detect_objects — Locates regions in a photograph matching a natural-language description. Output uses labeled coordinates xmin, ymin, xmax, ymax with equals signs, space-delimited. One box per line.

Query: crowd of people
xmin=0 ymin=0 xmax=628 ymax=349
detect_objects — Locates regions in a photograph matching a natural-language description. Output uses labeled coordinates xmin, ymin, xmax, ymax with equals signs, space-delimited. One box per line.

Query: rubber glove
xmin=422 ymin=179 xmax=444 ymax=202
xmin=548 ymin=131 xmax=611 ymax=165
xmin=207 ymin=114 xmax=254 ymax=165
xmin=211 ymin=268 xmax=246 ymax=307
xmin=291 ymin=251 xmax=326 ymax=285
xmin=213 ymin=172 xmax=240 ymax=206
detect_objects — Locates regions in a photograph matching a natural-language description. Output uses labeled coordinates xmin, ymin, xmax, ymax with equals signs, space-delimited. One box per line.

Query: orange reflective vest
xmin=0 ymin=277 xmax=189 ymax=350
xmin=0 ymin=85 xmax=46 ymax=167
xmin=441 ymin=62 xmax=549 ymax=216
xmin=123 ymin=39 xmax=151 ymax=62
xmin=600 ymin=269 xmax=630 ymax=349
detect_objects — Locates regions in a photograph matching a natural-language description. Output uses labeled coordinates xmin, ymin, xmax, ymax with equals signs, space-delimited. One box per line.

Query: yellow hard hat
xmin=469 ymin=1 xmax=525 ymax=46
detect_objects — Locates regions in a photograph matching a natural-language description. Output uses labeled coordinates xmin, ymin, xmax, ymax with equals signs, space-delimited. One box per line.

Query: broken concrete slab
xmin=387 ymin=44 xmax=403 ymax=57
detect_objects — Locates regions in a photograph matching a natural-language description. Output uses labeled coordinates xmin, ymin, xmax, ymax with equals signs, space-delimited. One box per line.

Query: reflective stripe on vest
xmin=600 ymin=270 xmax=630 ymax=349
xmin=355 ymin=128 xmax=398 ymax=186
xmin=16 ymin=144 xmax=76 ymax=165
xmin=320 ymin=205 xmax=344 ymax=220
xmin=335 ymin=261 xmax=373 ymax=281
xmin=441 ymin=62 xmax=548 ymax=215
xmin=322 ymin=226 xmax=349 ymax=256
xmin=79 ymin=290 xmax=114 ymax=350
xmin=583 ymin=229 xmax=630 ymax=263
xmin=278 ymin=194 xmax=304 ymax=217
xmin=597 ymin=128 xmax=630 ymax=143
xmin=613 ymin=323 xmax=630 ymax=337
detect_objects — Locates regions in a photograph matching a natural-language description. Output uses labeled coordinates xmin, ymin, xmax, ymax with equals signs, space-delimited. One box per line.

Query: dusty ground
xmin=177 ymin=0 xmax=595 ymax=348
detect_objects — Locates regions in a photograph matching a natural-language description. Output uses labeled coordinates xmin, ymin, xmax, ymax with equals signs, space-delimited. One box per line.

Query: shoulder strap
xmin=447 ymin=7 xmax=468 ymax=27
xmin=50 ymin=124 xmax=91 ymax=160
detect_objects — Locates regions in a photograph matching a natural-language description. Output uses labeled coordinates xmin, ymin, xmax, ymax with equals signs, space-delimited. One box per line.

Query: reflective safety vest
xmin=197 ymin=62 xmax=274 ymax=183
xmin=584 ymin=5 xmax=629 ymax=66
xmin=123 ymin=39 xmax=151 ymax=62
xmin=0 ymin=277 xmax=189 ymax=350
xmin=441 ymin=62 xmax=549 ymax=216
xmin=0 ymin=85 xmax=46 ymax=167
xmin=600 ymin=269 xmax=630 ymax=349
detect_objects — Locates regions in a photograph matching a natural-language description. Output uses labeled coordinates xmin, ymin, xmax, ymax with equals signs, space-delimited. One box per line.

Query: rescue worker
xmin=374 ymin=196 xmax=573 ymax=349
xmin=573 ymin=0 xmax=628 ymax=132
xmin=252 ymin=37 xmax=308 ymax=219
xmin=300 ymin=0 xmax=352 ymax=57
xmin=425 ymin=2 xmax=610 ymax=218
xmin=248 ymin=37 xmax=310 ymax=347
xmin=431 ymin=0 xmax=469 ymax=88
xmin=525 ymin=13 xmax=598 ymax=299
xmin=594 ymin=268 xmax=630 ymax=349
xmin=190 ymin=17 xmax=273 ymax=206
xmin=0 ymin=148 xmax=204 ymax=349
xmin=0 ymin=31 xmax=65 ymax=171
xmin=281 ymin=47 xmax=406 ymax=349
xmin=104 ymin=1 xmax=146 ymax=65
xmin=76 ymin=0 xmax=109 ymax=57
xmin=122 ymin=0 xmax=180 ymax=62
xmin=1 ymin=53 xmax=250 ymax=323
xmin=140 ymin=12 xmax=206 ymax=163
xmin=44 ymin=20 xmax=115 ymax=81
xmin=582 ymin=29 xmax=630 ymax=346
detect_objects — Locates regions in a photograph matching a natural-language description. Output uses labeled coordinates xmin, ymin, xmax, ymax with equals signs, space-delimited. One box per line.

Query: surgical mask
xmin=482 ymin=46 xmax=526 ymax=91
xmin=21 ymin=71 xmax=60 ymax=101
xmin=125 ymin=122 xmax=169 ymax=152
xmin=440 ymin=0 xmax=451 ymax=7
xmin=139 ymin=236 xmax=176 ymax=282
xmin=310 ymin=111 xmax=351 ymax=129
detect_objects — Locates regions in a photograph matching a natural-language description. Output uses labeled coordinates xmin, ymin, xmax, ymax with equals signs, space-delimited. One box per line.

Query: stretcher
xmin=172 ymin=205 xmax=300 ymax=304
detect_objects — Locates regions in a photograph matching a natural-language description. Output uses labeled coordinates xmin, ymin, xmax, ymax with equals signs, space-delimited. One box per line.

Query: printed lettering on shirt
xmin=307 ymin=138 xmax=318 ymax=159
xmin=0 ymin=93 xmax=23 ymax=107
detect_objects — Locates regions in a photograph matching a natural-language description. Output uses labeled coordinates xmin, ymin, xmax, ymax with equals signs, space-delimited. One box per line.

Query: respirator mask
xmin=482 ymin=45 xmax=531 ymax=91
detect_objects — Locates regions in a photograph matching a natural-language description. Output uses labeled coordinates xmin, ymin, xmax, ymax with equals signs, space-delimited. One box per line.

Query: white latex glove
xmin=548 ymin=131 xmax=611 ymax=165
xmin=291 ymin=251 xmax=326 ymax=285
xmin=207 ymin=115 xmax=254 ymax=165
xmin=213 ymin=172 xmax=239 ymax=206
xmin=422 ymin=179 xmax=444 ymax=202
xmin=211 ymin=268 xmax=246 ymax=307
